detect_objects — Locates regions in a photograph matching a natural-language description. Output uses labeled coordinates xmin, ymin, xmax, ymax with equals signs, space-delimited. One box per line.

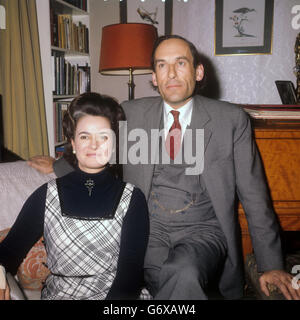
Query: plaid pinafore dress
xmin=41 ymin=179 xmax=134 ymax=300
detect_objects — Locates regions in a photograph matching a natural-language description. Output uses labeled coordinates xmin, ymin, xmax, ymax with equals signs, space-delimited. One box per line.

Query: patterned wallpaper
xmin=172 ymin=0 xmax=299 ymax=105
xmin=91 ymin=0 xmax=300 ymax=105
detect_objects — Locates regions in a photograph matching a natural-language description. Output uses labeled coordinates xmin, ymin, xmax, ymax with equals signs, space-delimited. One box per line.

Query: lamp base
xmin=128 ymin=68 xmax=135 ymax=100
xmin=128 ymin=81 xmax=135 ymax=100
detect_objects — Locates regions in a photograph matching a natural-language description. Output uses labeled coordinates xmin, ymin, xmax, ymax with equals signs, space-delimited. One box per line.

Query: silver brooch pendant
xmin=85 ymin=179 xmax=95 ymax=196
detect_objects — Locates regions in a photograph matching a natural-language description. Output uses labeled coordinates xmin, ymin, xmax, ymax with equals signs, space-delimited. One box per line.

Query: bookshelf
xmin=37 ymin=0 xmax=90 ymax=158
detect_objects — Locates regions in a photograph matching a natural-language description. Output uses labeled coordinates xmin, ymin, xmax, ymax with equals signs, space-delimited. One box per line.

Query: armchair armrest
xmin=6 ymin=273 xmax=26 ymax=300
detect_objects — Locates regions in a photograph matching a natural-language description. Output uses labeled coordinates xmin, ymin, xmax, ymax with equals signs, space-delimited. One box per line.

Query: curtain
xmin=0 ymin=0 xmax=49 ymax=159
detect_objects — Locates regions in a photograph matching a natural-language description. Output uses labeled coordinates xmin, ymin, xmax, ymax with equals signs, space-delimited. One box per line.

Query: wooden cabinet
xmin=239 ymin=117 xmax=300 ymax=257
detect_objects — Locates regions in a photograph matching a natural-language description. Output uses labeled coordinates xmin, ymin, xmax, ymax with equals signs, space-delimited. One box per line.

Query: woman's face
xmin=71 ymin=115 xmax=114 ymax=174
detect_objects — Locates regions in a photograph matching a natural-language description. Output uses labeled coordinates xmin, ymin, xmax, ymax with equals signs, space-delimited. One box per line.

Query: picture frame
xmin=215 ymin=0 xmax=274 ymax=56
xmin=275 ymin=81 xmax=298 ymax=105
xmin=119 ymin=0 xmax=173 ymax=36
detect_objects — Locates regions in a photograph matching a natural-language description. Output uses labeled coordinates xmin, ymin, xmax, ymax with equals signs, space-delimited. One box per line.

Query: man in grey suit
xmin=29 ymin=35 xmax=299 ymax=300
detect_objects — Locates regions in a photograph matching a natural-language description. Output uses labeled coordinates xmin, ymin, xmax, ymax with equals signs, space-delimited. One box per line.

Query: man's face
xmin=152 ymin=38 xmax=204 ymax=109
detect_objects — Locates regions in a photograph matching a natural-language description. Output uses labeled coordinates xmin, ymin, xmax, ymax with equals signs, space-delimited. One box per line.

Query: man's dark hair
xmin=151 ymin=35 xmax=202 ymax=71
xmin=150 ymin=35 xmax=206 ymax=94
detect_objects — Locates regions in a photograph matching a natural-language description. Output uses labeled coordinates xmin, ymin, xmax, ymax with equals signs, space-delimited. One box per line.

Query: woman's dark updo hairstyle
xmin=62 ymin=92 xmax=125 ymax=178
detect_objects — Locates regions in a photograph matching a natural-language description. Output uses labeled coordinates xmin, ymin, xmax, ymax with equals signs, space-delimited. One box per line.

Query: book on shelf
xmin=52 ymin=52 xmax=90 ymax=95
xmin=53 ymin=101 xmax=69 ymax=144
xmin=50 ymin=11 xmax=89 ymax=53
xmin=55 ymin=145 xmax=65 ymax=159
xmin=50 ymin=7 xmax=58 ymax=47
xmin=51 ymin=55 xmax=55 ymax=92
xmin=78 ymin=64 xmax=91 ymax=92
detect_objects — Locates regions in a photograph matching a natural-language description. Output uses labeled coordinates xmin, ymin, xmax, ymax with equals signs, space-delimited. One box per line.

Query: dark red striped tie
xmin=166 ymin=110 xmax=181 ymax=160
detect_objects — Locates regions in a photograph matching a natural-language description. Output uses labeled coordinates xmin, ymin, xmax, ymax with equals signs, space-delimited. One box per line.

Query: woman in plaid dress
xmin=0 ymin=93 xmax=149 ymax=300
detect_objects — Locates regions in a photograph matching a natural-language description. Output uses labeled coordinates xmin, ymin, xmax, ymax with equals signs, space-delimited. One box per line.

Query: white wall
xmin=90 ymin=0 xmax=300 ymax=105
xmin=36 ymin=0 xmax=54 ymax=156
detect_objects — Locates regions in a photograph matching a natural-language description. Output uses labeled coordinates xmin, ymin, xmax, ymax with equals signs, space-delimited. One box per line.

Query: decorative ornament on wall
xmin=121 ymin=0 xmax=173 ymax=36
xmin=137 ymin=6 xmax=159 ymax=25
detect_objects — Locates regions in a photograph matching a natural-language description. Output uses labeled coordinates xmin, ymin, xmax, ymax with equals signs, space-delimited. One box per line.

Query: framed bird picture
xmin=120 ymin=0 xmax=173 ymax=36
xmin=215 ymin=0 xmax=274 ymax=55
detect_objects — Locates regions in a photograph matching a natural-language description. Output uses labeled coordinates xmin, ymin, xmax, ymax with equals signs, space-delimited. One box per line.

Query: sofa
xmin=0 ymin=160 xmax=55 ymax=299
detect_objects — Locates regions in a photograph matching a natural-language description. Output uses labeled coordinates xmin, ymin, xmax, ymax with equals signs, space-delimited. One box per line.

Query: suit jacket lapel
xmin=189 ymin=95 xmax=212 ymax=153
xmin=143 ymin=99 xmax=163 ymax=198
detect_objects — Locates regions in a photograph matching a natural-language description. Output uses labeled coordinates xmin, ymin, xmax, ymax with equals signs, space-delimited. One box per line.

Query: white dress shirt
xmin=163 ymin=99 xmax=193 ymax=141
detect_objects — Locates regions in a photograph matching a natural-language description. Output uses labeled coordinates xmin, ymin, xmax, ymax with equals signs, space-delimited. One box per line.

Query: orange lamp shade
xmin=99 ymin=23 xmax=158 ymax=75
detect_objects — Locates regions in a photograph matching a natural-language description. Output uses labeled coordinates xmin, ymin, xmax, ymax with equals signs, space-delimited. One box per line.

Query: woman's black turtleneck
xmin=0 ymin=167 xmax=149 ymax=300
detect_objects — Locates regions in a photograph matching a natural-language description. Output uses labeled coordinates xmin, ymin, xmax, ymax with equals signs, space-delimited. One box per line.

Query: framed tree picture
xmin=215 ymin=0 xmax=274 ymax=55
xmin=120 ymin=0 xmax=173 ymax=36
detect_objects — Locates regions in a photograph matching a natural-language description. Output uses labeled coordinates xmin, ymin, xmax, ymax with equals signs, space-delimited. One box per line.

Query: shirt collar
xmin=164 ymin=99 xmax=193 ymax=126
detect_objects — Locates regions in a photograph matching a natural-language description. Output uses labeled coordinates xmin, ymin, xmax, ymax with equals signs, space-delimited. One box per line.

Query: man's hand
xmin=0 ymin=285 xmax=10 ymax=300
xmin=27 ymin=155 xmax=55 ymax=174
xmin=259 ymin=269 xmax=300 ymax=300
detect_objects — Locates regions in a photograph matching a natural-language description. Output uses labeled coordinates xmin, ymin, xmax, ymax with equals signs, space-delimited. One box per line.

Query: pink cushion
xmin=0 ymin=228 xmax=49 ymax=290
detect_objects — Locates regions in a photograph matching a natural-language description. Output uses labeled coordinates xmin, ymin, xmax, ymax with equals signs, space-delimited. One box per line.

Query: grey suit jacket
xmin=54 ymin=94 xmax=284 ymax=299
xmin=120 ymin=95 xmax=283 ymax=299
